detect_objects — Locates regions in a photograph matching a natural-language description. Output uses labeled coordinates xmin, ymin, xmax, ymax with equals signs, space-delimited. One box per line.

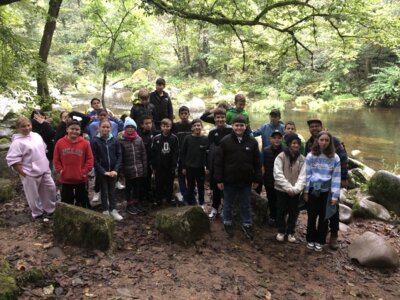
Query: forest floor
xmin=0 ymin=181 xmax=399 ymax=300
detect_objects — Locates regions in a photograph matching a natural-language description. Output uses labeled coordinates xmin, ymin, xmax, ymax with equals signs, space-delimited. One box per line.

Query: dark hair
xmin=66 ymin=120 xmax=81 ymax=128
xmin=30 ymin=109 xmax=45 ymax=119
xmin=234 ymin=94 xmax=246 ymax=103
xmin=179 ymin=106 xmax=190 ymax=114
xmin=97 ymin=109 xmax=108 ymax=116
xmin=191 ymin=118 xmax=202 ymax=127
xmin=59 ymin=111 xmax=69 ymax=119
xmin=217 ymin=101 xmax=229 ymax=110
xmin=90 ymin=98 xmax=101 ymax=104
xmin=269 ymin=109 xmax=281 ymax=118
xmin=311 ymin=131 xmax=335 ymax=158
xmin=214 ymin=108 xmax=226 ymax=117
xmin=156 ymin=78 xmax=166 ymax=86
xmin=161 ymin=118 xmax=172 ymax=126
xmin=120 ymin=114 xmax=128 ymax=123
xmin=285 ymin=121 xmax=296 ymax=128
xmin=232 ymin=115 xmax=246 ymax=124
xmin=99 ymin=119 xmax=111 ymax=126
xmin=141 ymin=115 xmax=153 ymax=124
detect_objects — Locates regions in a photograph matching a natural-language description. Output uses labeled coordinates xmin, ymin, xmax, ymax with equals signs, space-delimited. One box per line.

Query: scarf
xmin=123 ymin=130 xmax=138 ymax=140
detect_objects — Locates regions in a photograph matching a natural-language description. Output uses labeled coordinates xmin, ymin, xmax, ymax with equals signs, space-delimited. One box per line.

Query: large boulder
xmin=348 ymin=168 xmax=371 ymax=185
xmin=353 ymin=196 xmax=391 ymax=221
xmin=155 ymin=206 xmax=210 ymax=246
xmin=231 ymin=191 xmax=269 ymax=227
xmin=368 ymin=170 xmax=400 ymax=215
xmin=348 ymin=231 xmax=399 ymax=268
xmin=0 ymin=259 xmax=18 ymax=300
xmin=339 ymin=204 xmax=353 ymax=224
xmin=185 ymin=96 xmax=206 ymax=112
xmin=53 ymin=202 xmax=115 ymax=250
xmin=0 ymin=179 xmax=16 ymax=203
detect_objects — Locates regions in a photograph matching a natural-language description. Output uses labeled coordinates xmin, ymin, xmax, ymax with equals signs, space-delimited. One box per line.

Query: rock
xmin=339 ymin=204 xmax=353 ymax=224
xmin=53 ymin=202 xmax=115 ymax=250
xmin=0 ymin=179 xmax=16 ymax=203
xmin=16 ymin=267 xmax=48 ymax=287
xmin=212 ymin=79 xmax=223 ymax=96
xmin=353 ymin=196 xmax=391 ymax=221
xmin=339 ymin=222 xmax=350 ymax=232
xmin=0 ymin=152 xmax=17 ymax=179
xmin=368 ymin=170 xmax=400 ymax=215
xmin=47 ymin=247 xmax=65 ymax=258
xmin=155 ymin=206 xmax=210 ymax=246
xmin=348 ymin=158 xmax=375 ymax=178
xmin=6 ymin=213 xmax=31 ymax=227
xmin=348 ymin=168 xmax=371 ymax=185
xmin=339 ymin=188 xmax=354 ymax=207
xmin=351 ymin=150 xmax=361 ymax=157
xmin=0 ymin=259 xmax=18 ymax=300
xmin=185 ymin=97 xmax=206 ymax=112
xmin=348 ymin=231 xmax=399 ymax=268
xmin=231 ymin=191 xmax=269 ymax=227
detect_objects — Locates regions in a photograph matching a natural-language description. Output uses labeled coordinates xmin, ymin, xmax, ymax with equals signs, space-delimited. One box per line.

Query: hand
xmin=34 ymin=114 xmax=45 ymax=124
xmin=205 ymin=169 xmax=210 ymax=176
xmin=303 ymin=193 xmax=309 ymax=202
xmin=330 ymin=199 xmax=338 ymax=206
xmin=108 ymin=110 xmax=115 ymax=119
xmin=110 ymin=171 xmax=118 ymax=177
xmin=217 ymin=183 xmax=224 ymax=191
xmin=104 ymin=171 xmax=111 ymax=177
xmin=287 ymin=189 xmax=295 ymax=197
xmin=182 ymin=169 xmax=186 ymax=176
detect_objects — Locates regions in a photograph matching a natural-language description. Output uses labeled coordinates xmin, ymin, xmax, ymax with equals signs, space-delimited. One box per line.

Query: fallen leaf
xmin=346 ymin=281 xmax=355 ymax=287
xmin=43 ymin=285 xmax=54 ymax=295
xmin=265 ymin=290 xmax=272 ymax=300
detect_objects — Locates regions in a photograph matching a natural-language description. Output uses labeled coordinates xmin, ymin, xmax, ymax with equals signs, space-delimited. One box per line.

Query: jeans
xmin=275 ymin=190 xmax=299 ymax=234
xmin=223 ymin=184 xmax=252 ymax=226
xmin=178 ymin=166 xmax=195 ymax=204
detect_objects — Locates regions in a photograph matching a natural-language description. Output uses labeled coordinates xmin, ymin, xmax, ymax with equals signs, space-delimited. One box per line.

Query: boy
xmin=130 ymin=88 xmax=156 ymax=129
xmin=150 ymin=78 xmax=173 ymax=129
xmin=173 ymin=106 xmax=193 ymax=204
xmin=263 ymin=130 xmax=284 ymax=226
xmin=180 ymin=119 xmax=209 ymax=208
xmin=252 ymin=109 xmax=285 ymax=150
xmin=283 ymin=121 xmax=305 ymax=155
xmin=151 ymin=118 xmax=179 ymax=205
xmin=87 ymin=98 xmax=124 ymax=130
xmin=214 ymin=115 xmax=262 ymax=239
xmin=207 ymin=108 xmax=232 ymax=219
xmin=225 ymin=94 xmax=250 ymax=127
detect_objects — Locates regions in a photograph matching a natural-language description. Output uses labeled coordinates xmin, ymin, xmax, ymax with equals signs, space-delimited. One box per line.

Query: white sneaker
xmin=307 ymin=242 xmax=315 ymax=250
xmin=208 ymin=208 xmax=218 ymax=219
xmin=110 ymin=209 xmax=123 ymax=221
xmin=102 ymin=210 xmax=110 ymax=216
xmin=115 ymin=181 xmax=125 ymax=190
xmin=314 ymin=243 xmax=323 ymax=252
xmin=287 ymin=234 xmax=296 ymax=243
xmin=91 ymin=192 xmax=101 ymax=206
xmin=276 ymin=233 xmax=285 ymax=242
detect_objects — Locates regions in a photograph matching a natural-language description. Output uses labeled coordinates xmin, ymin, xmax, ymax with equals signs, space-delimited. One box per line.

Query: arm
xmin=70 ymin=111 xmax=91 ymax=132
xmin=141 ymin=139 xmax=147 ymax=177
xmin=251 ymin=124 xmax=264 ymax=137
xmin=91 ymin=140 xmax=106 ymax=175
xmin=331 ymin=156 xmax=342 ymax=201
xmin=253 ymin=140 xmax=262 ymax=183
xmin=293 ymin=161 xmax=306 ymax=194
xmin=167 ymin=98 xmax=173 ymax=121
xmin=304 ymin=154 xmax=312 ymax=193
xmin=171 ymin=136 xmax=179 ymax=171
xmin=114 ymin=140 xmax=122 ymax=173
xmin=84 ymin=142 xmax=94 ymax=175
xmin=53 ymin=142 xmax=63 ymax=174
xmin=113 ymin=117 xmax=124 ymax=132
xmin=214 ymin=142 xmax=224 ymax=184
xmin=200 ymin=112 xmax=215 ymax=124
xmin=180 ymin=136 xmax=188 ymax=169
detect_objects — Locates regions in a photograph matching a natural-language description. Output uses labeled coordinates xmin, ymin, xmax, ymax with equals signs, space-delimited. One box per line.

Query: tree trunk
xmin=101 ymin=69 xmax=108 ymax=110
xmin=36 ymin=0 xmax=63 ymax=111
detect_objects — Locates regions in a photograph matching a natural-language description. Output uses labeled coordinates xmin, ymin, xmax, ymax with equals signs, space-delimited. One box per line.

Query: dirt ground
xmin=0 ymin=183 xmax=399 ymax=300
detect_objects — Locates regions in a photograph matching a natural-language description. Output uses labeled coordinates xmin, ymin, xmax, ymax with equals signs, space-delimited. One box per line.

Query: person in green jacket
xmin=225 ymin=94 xmax=250 ymax=128
xmin=282 ymin=121 xmax=305 ymax=155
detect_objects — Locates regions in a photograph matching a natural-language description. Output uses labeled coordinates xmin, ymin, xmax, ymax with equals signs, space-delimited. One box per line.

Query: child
xmin=30 ymin=109 xmax=55 ymax=165
xmin=225 ymin=94 xmax=250 ymax=127
xmin=55 ymin=111 xmax=91 ymax=143
xmin=273 ymin=133 xmax=306 ymax=242
xmin=91 ymin=119 xmax=123 ymax=221
xmin=6 ymin=116 xmax=56 ymax=219
xmin=151 ymin=118 xmax=179 ymax=205
xmin=263 ymin=130 xmax=284 ymax=226
xmin=207 ymin=108 xmax=232 ymax=219
xmin=252 ymin=109 xmax=285 ymax=150
xmin=304 ymin=131 xmax=341 ymax=252
xmin=53 ymin=120 xmax=94 ymax=207
xmin=173 ymin=106 xmax=193 ymax=204
xmin=282 ymin=121 xmax=305 ymax=155
xmin=120 ymin=117 xmax=148 ymax=214
xmin=200 ymin=101 xmax=230 ymax=125
xmin=130 ymin=88 xmax=156 ymax=128
xmin=180 ymin=119 xmax=208 ymax=208
xmin=87 ymin=98 xmax=124 ymax=130
xmin=150 ymin=78 xmax=173 ymax=129
xmin=87 ymin=109 xmax=120 ymax=141
xmin=214 ymin=115 xmax=262 ymax=239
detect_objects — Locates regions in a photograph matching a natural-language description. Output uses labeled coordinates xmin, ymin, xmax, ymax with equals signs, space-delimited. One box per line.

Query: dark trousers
xmin=61 ymin=182 xmax=89 ymax=208
xmin=211 ymin=181 xmax=223 ymax=210
xmin=126 ymin=177 xmax=143 ymax=205
xmin=178 ymin=166 xmax=194 ymax=203
xmin=329 ymin=206 xmax=340 ymax=238
xmin=94 ymin=174 xmax=100 ymax=193
xmin=155 ymin=168 xmax=174 ymax=203
xmin=306 ymin=191 xmax=329 ymax=244
xmin=266 ymin=186 xmax=278 ymax=220
xmin=186 ymin=167 xmax=205 ymax=205
xmin=97 ymin=174 xmax=117 ymax=211
xmin=142 ymin=166 xmax=152 ymax=201
xmin=276 ymin=190 xmax=299 ymax=234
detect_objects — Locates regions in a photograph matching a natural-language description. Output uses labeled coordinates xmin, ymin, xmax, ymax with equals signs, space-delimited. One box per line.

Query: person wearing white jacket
xmin=273 ymin=133 xmax=306 ymax=243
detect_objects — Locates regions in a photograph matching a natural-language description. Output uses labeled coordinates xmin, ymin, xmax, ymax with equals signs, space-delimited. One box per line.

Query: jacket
xmin=139 ymin=129 xmax=159 ymax=167
xmin=263 ymin=145 xmax=283 ymax=188
xmin=91 ymin=134 xmax=122 ymax=175
xmin=120 ymin=135 xmax=147 ymax=179
xmin=172 ymin=121 xmax=192 ymax=149
xmin=225 ymin=108 xmax=250 ymax=127
xmin=31 ymin=119 xmax=55 ymax=161
xmin=130 ymin=103 xmax=156 ymax=125
xmin=180 ymin=135 xmax=209 ymax=169
xmin=151 ymin=133 xmax=179 ymax=171
xmin=273 ymin=151 xmax=306 ymax=194
xmin=207 ymin=124 xmax=232 ymax=173
xmin=252 ymin=122 xmax=285 ymax=149
xmin=53 ymin=136 xmax=94 ymax=184
xmin=54 ymin=111 xmax=91 ymax=143
xmin=150 ymin=91 xmax=173 ymax=125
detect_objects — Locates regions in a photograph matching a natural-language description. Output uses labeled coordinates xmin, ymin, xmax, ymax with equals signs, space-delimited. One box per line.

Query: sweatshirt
xmin=273 ymin=151 xmax=306 ymax=194
xmin=180 ymin=135 xmax=209 ymax=169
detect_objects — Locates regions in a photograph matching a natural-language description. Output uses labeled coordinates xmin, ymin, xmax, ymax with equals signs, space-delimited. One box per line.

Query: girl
xmin=273 ymin=133 xmax=306 ymax=243
xmin=6 ymin=116 xmax=56 ymax=219
xmin=91 ymin=119 xmax=123 ymax=221
xmin=303 ymin=131 xmax=341 ymax=252
xmin=53 ymin=120 xmax=94 ymax=208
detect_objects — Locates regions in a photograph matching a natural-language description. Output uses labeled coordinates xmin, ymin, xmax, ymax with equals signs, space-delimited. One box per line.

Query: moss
xmin=368 ymin=171 xmax=400 ymax=215
xmin=0 ymin=179 xmax=16 ymax=203
xmin=0 ymin=138 xmax=11 ymax=145
xmin=16 ymin=268 xmax=48 ymax=287
xmin=0 ymin=260 xmax=18 ymax=300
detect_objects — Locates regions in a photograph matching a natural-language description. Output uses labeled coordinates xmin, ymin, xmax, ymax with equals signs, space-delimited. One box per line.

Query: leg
xmin=275 ymin=190 xmax=289 ymax=234
xmin=38 ymin=171 xmax=56 ymax=214
xmin=75 ymin=183 xmax=89 ymax=208
xmin=125 ymin=178 xmax=134 ymax=207
xmin=266 ymin=187 xmax=278 ymax=221
xmin=107 ymin=176 xmax=118 ymax=211
xmin=195 ymin=168 xmax=205 ymax=206
xmin=61 ymin=183 xmax=75 ymax=205
xmin=98 ymin=174 xmax=110 ymax=211
xmin=154 ymin=170 xmax=163 ymax=204
xmin=316 ymin=192 xmax=329 ymax=245
xmin=223 ymin=184 xmax=236 ymax=225
xmin=186 ymin=168 xmax=196 ymax=205
xmin=329 ymin=206 xmax=340 ymax=238
xmin=286 ymin=194 xmax=300 ymax=235
xmin=178 ymin=165 xmax=189 ymax=202
xmin=238 ymin=185 xmax=252 ymax=226
xmin=306 ymin=194 xmax=319 ymax=243
xmin=21 ymin=175 xmax=43 ymax=218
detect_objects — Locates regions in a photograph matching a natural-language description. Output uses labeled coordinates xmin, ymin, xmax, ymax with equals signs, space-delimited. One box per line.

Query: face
xmin=270 ymin=135 xmax=283 ymax=147
xmin=309 ymin=122 xmax=323 ymax=137
xmin=285 ymin=124 xmax=296 ymax=134
xmin=98 ymin=112 xmax=108 ymax=121
xmin=18 ymin=121 xmax=32 ymax=136
xmin=99 ymin=122 xmax=111 ymax=137
xmin=318 ymin=134 xmax=331 ymax=151
xmin=179 ymin=111 xmax=190 ymax=122
xmin=235 ymin=101 xmax=245 ymax=112
xmin=140 ymin=97 xmax=149 ymax=105
xmin=91 ymin=100 xmax=101 ymax=110
xmin=269 ymin=115 xmax=280 ymax=125
xmin=156 ymin=84 xmax=164 ymax=93
xmin=141 ymin=119 xmax=152 ymax=131
xmin=161 ymin=123 xmax=172 ymax=135
xmin=232 ymin=122 xmax=246 ymax=136
xmin=289 ymin=140 xmax=300 ymax=152
xmin=214 ymin=114 xmax=226 ymax=127
xmin=61 ymin=112 xmax=69 ymax=122
xmin=67 ymin=124 xmax=81 ymax=140
xmin=125 ymin=125 xmax=136 ymax=135
xmin=191 ymin=122 xmax=202 ymax=135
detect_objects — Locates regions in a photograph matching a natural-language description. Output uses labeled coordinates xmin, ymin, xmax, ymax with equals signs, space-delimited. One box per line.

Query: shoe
xmin=287 ymin=234 xmax=296 ymax=243
xmin=102 ymin=210 xmax=110 ymax=216
xmin=208 ymin=208 xmax=218 ymax=219
xmin=276 ymin=233 xmax=285 ymax=242
xmin=110 ymin=209 xmax=123 ymax=221
xmin=329 ymin=236 xmax=339 ymax=250
xmin=307 ymin=242 xmax=315 ymax=250
xmin=56 ymin=190 xmax=61 ymax=202
xmin=126 ymin=205 xmax=139 ymax=215
xmin=91 ymin=192 xmax=101 ymax=206
xmin=241 ymin=224 xmax=254 ymax=240
xmin=314 ymin=243 xmax=323 ymax=252
xmin=224 ymin=223 xmax=234 ymax=238
xmin=115 ymin=181 xmax=125 ymax=190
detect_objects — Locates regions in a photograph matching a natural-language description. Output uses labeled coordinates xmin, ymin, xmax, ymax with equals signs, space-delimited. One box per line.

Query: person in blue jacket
xmin=252 ymin=109 xmax=285 ymax=150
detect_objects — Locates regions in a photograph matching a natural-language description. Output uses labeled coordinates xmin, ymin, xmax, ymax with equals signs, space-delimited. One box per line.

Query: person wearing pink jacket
xmin=6 ymin=116 xmax=56 ymax=219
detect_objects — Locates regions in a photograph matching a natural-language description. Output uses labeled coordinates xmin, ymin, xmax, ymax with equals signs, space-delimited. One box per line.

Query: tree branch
xmin=230 ymin=25 xmax=246 ymax=72
xmin=0 ymin=0 xmax=21 ymax=6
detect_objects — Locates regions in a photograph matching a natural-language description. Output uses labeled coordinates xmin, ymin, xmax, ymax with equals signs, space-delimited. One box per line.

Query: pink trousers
xmin=21 ymin=171 xmax=56 ymax=218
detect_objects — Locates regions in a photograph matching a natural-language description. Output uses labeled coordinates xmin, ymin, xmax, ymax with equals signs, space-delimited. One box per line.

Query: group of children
xmin=6 ymin=78 xmax=347 ymax=252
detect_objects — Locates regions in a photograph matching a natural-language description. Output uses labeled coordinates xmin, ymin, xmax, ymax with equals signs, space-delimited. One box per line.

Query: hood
xmin=63 ymin=135 xmax=85 ymax=144
xmin=12 ymin=132 xmax=31 ymax=141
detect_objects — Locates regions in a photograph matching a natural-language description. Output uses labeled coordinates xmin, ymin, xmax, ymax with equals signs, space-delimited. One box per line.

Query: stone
xmin=368 ymin=170 xmax=400 ymax=215
xmin=16 ymin=268 xmax=48 ymax=287
xmin=0 ymin=179 xmax=16 ymax=203
xmin=230 ymin=191 xmax=269 ymax=228
xmin=0 ymin=128 xmax=13 ymax=138
xmin=348 ymin=168 xmax=371 ymax=185
xmin=339 ymin=222 xmax=350 ymax=232
xmin=348 ymin=231 xmax=399 ymax=268
xmin=339 ymin=204 xmax=353 ymax=224
xmin=130 ymin=68 xmax=149 ymax=82
xmin=155 ymin=206 xmax=210 ymax=246
xmin=0 ymin=152 xmax=17 ymax=179
xmin=47 ymin=247 xmax=65 ymax=258
xmin=53 ymin=202 xmax=115 ymax=251
xmin=353 ymin=196 xmax=391 ymax=221
xmin=351 ymin=150 xmax=361 ymax=157
xmin=185 ymin=96 xmax=206 ymax=112
xmin=348 ymin=158 xmax=376 ymax=178
xmin=0 ymin=259 xmax=18 ymax=300
xmin=339 ymin=188 xmax=354 ymax=207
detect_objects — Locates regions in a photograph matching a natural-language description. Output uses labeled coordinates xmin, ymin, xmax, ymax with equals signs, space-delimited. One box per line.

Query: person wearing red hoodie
xmin=53 ymin=120 xmax=94 ymax=208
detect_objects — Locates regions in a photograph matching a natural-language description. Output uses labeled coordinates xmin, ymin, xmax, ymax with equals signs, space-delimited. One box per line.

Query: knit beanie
xmin=285 ymin=133 xmax=301 ymax=146
xmin=124 ymin=117 xmax=137 ymax=129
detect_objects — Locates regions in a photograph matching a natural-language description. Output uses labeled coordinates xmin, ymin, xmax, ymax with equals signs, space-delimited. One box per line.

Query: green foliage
xmin=278 ymin=69 xmax=317 ymax=96
xmin=364 ymin=64 xmax=400 ymax=106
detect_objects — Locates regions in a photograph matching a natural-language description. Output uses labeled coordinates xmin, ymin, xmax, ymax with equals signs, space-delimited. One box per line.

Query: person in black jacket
xmin=30 ymin=109 xmax=55 ymax=165
xmin=151 ymin=118 xmax=179 ymax=205
xmin=150 ymin=78 xmax=173 ymax=129
xmin=214 ymin=115 xmax=262 ymax=239
xmin=130 ymin=88 xmax=156 ymax=130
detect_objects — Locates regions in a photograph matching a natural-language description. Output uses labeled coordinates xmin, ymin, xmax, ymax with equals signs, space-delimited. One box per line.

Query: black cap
xmin=285 ymin=133 xmax=301 ymax=145
xmin=270 ymin=129 xmax=283 ymax=137
xmin=307 ymin=118 xmax=322 ymax=126
xmin=269 ymin=109 xmax=281 ymax=117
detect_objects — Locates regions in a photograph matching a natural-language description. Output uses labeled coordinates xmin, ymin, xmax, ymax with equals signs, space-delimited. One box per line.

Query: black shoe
xmin=224 ymin=223 xmax=234 ymax=238
xmin=241 ymin=224 xmax=254 ymax=240
xmin=126 ymin=205 xmax=140 ymax=215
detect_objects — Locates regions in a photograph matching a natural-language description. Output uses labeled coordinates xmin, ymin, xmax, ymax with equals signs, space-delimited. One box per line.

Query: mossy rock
xmin=348 ymin=168 xmax=371 ymax=185
xmin=0 ymin=179 xmax=16 ymax=203
xmin=230 ymin=191 xmax=268 ymax=228
xmin=368 ymin=170 xmax=400 ymax=215
xmin=16 ymin=268 xmax=48 ymax=287
xmin=53 ymin=202 xmax=115 ymax=251
xmin=0 ymin=137 xmax=10 ymax=145
xmin=353 ymin=196 xmax=391 ymax=221
xmin=0 ymin=259 xmax=18 ymax=300
xmin=155 ymin=206 xmax=210 ymax=246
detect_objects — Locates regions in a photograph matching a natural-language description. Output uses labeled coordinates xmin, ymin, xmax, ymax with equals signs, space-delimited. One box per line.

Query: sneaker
xmin=287 ymin=234 xmax=296 ymax=243
xmin=126 ymin=205 xmax=139 ymax=215
xmin=115 ymin=181 xmax=125 ymax=190
xmin=329 ymin=236 xmax=339 ymax=250
xmin=91 ymin=192 xmax=101 ymax=206
xmin=110 ymin=209 xmax=123 ymax=221
xmin=241 ymin=224 xmax=254 ymax=240
xmin=224 ymin=223 xmax=234 ymax=238
xmin=314 ymin=243 xmax=323 ymax=252
xmin=208 ymin=208 xmax=218 ymax=219
xmin=276 ymin=233 xmax=285 ymax=242
xmin=307 ymin=242 xmax=315 ymax=250
xmin=102 ymin=210 xmax=110 ymax=216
